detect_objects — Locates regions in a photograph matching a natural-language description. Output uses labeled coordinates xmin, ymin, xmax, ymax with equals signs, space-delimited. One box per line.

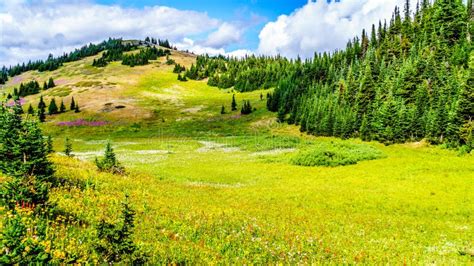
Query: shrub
xmin=95 ymin=142 xmax=125 ymax=175
xmin=0 ymin=211 xmax=52 ymax=264
xmin=291 ymin=142 xmax=385 ymax=167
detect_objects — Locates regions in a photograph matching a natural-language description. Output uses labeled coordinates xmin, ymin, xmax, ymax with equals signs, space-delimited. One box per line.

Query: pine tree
xmin=38 ymin=96 xmax=47 ymax=122
xmin=221 ymin=105 xmax=226 ymax=114
xmin=241 ymin=100 xmax=253 ymax=115
xmin=38 ymin=108 xmax=46 ymax=122
xmin=47 ymin=77 xmax=55 ymax=88
xmin=48 ymin=99 xmax=58 ymax=115
xmin=59 ymin=100 xmax=66 ymax=113
xmin=0 ymin=103 xmax=54 ymax=209
xmin=64 ymin=137 xmax=73 ymax=157
xmin=95 ymin=195 xmax=148 ymax=264
xmin=74 ymin=102 xmax=80 ymax=113
xmin=27 ymin=104 xmax=35 ymax=115
xmin=70 ymin=97 xmax=76 ymax=111
xmin=95 ymin=142 xmax=125 ymax=174
xmin=43 ymin=81 xmax=48 ymax=90
xmin=356 ymin=64 xmax=376 ymax=123
xmin=231 ymin=94 xmax=237 ymax=111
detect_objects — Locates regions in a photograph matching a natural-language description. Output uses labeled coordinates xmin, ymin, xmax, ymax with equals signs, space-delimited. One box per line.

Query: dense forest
xmin=186 ymin=0 xmax=473 ymax=149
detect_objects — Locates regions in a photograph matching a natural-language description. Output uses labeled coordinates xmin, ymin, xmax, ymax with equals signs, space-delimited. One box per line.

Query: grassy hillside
xmin=1 ymin=47 xmax=473 ymax=263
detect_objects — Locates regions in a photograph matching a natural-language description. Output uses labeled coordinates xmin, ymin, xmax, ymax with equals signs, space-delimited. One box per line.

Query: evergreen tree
xmin=27 ymin=104 xmax=35 ymax=115
xmin=95 ymin=195 xmax=148 ymax=264
xmin=64 ymin=137 xmax=73 ymax=157
xmin=95 ymin=142 xmax=125 ymax=175
xmin=59 ymin=100 xmax=66 ymax=113
xmin=74 ymin=102 xmax=81 ymax=113
xmin=47 ymin=77 xmax=55 ymax=88
xmin=48 ymin=99 xmax=58 ymax=115
xmin=0 ymin=103 xmax=54 ymax=209
xmin=231 ymin=94 xmax=237 ymax=111
xmin=38 ymin=96 xmax=47 ymax=122
xmin=70 ymin=97 xmax=76 ymax=111
xmin=241 ymin=100 xmax=253 ymax=115
xmin=221 ymin=105 xmax=226 ymax=114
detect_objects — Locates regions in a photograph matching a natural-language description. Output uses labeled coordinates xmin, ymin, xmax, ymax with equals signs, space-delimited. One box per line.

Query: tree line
xmin=187 ymin=0 xmax=473 ymax=150
xmin=8 ymin=78 xmax=55 ymax=99
xmin=93 ymin=45 xmax=171 ymax=68
xmin=1 ymin=38 xmax=126 ymax=84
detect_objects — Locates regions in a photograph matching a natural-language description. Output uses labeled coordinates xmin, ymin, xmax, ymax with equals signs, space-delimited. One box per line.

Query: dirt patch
xmin=251 ymin=118 xmax=277 ymax=129
xmin=182 ymin=106 xmax=204 ymax=114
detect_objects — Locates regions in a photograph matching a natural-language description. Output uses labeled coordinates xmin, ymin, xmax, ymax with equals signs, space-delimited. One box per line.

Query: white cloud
xmin=203 ymin=23 xmax=244 ymax=49
xmin=258 ymin=0 xmax=417 ymax=58
xmin=175 ymin=38 xmax=253 ymax=58
xmin=0 ymin=0 xmax=235 ymax=66
xmin=176 ymin=38 xmax=226 ymax=55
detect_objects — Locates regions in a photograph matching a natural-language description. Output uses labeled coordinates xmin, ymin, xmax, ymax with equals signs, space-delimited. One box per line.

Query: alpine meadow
xmin=0 ymin=0 xmax=473 ymax=264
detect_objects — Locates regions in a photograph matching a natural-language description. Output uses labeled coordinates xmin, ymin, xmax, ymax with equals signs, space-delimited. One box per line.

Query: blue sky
xmin=0 ymin=0 xmax=410 ymax=66
xmin=95 ymin=0 xmax=307 ymax=51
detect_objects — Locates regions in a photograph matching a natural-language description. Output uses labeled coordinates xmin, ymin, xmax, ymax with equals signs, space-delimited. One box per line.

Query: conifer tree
xmin=241 ymin=100 xmax=253 ymax=115
xmin=95 ymin=142 xmax=125 ymax=174
xmin=48 ymin=98 xmax=58 ymax=115
xmin=47 ymin=77 xmax=55 ymax=88
xmin=64 ymin=137 xmax=73 ymax=157
xmin=70 ymin=97 xmax=76 ymax=111
xmin=95 ymin=195 xmax=148 ymax=264
xmin=27 ymin=104 xmax=35 ymax=115
xmin=38 ymin=96 xmax=47 ymax=122
xmin=74 ymin=102 xmax=80 ymax=113
xmin=221 ymin=105 xmax=226 ymax=114
xmin=231 ymin=94 xmax=237 ymax=111
xmin=0 ymin=103 xmax=54 ymax=209
xmin=59 ymin=100 xmax=66 ymax=113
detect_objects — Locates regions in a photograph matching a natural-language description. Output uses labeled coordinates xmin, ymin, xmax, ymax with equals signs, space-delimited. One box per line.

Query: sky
xmin=0 ymin=0 xmax=415 ymax=66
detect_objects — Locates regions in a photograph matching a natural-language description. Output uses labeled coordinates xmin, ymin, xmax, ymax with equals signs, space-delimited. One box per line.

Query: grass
xmin=2 ymin=49 xmax=473 ymax=264
xmin=291 ymin=141 xmax=386 ymax=167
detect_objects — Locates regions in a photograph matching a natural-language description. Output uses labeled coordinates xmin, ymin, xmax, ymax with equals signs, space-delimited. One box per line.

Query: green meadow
xmin=1 ymin=50 xmax=473 ymax=264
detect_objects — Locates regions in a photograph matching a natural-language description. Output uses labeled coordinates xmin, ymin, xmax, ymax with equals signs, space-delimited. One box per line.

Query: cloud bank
xmin=258 ymin=0 xmax=417 ymax=58
xmin=0 ymin=0 xmax=244 ymax=66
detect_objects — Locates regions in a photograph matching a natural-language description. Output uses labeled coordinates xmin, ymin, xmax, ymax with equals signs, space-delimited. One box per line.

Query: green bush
xmin=291 ymin=142 xmax=385 ymax=167
xmin=95 ymin=142 xmax=125 ymax=175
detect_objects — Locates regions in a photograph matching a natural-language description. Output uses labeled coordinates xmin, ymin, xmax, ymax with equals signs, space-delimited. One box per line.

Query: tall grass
xmin=291 ymin=142 xmax=385 ymax=167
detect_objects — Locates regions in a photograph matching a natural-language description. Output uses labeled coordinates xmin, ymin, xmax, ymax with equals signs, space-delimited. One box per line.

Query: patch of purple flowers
xmin=57 ymin=119 xmax=108 ymax=127
xmin=6 ymin=98 xmax=26 ymax=107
